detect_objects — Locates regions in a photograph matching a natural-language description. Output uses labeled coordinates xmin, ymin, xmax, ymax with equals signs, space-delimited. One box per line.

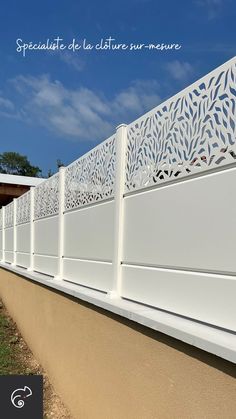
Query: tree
xmin=47 ymin=169 xmax=54 ymax=178
xmin=56 ymin=159 xmax=64 ymax=169
xmin=47 ymin=159 xmax=65 ymax=178
xmin=0 ymin=152 xmax=41 ymax=177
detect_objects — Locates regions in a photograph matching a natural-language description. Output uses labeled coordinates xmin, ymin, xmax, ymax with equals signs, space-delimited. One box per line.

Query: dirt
xmin=0 ymin=299 xmax=72 ymax=419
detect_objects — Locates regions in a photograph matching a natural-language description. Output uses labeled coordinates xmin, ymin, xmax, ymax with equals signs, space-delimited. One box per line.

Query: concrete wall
xmin=0 ymin=267 xmax=236 ymax=419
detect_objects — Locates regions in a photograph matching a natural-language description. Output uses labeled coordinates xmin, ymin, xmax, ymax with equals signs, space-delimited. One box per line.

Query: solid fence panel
xmin=122 ymin=168 xmax=236 ymax=331
xmin=64 ymin=202 xmax=115 ymax=261
xmin=121 ymin=266 xmax=236 ymax=331
xmin=123 ymin=168 xmax=236 ymax=274
xmin=16 ymin=223 xmax=31 ymax=268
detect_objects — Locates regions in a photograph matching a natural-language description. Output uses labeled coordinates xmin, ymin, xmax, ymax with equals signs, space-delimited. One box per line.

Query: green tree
xmin=0 ymin=152 xmax=41 ymax=177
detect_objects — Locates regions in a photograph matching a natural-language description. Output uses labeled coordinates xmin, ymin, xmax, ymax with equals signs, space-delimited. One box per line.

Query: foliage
xmin=0 ymin=152 xmax=41 ymax=177
xmin=47 ymin=159 xmax=64 ymax=178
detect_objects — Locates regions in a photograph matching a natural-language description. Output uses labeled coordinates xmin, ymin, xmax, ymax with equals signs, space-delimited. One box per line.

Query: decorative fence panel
xmin=121 ymin=168 xmax=236 ymax=331
xmin=125 ymin=57 xmax=236 ymax=192
xmin=1 ymin=56 xmax=236 ymax=331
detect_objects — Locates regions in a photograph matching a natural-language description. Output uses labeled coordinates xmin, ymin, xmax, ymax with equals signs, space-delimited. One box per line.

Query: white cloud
xmin=165 ymin=60 xmax=194 ymax=81
xmin=71 ymin=88 xmax=110 ymax=115
xmin=0 ymin=96 xmax=15 ymax=111
xmin=8 ymin=75 xmax=161 ymax=141
xmin=11 ymin=75 xmax=112 ymax=140
xmin=0 ymin=94 xmax=18 ymax=119
xmin=194 ymin=0 xmax=224 ymax=20
xmin=114 ymin=80 xmax=161 ymax=115
xmin=60 ymin=51 xmax=86 ymax=72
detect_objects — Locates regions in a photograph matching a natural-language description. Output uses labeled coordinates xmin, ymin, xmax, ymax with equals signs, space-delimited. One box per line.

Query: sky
xmin=0 ymin=0 xmax=235 ymax=176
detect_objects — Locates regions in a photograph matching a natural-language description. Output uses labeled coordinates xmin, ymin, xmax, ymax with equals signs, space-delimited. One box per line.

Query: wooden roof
xmin=0 ymin=183 xmax=30 ymax=207
xmin=0 ymin=174 xmax=45 ymax=208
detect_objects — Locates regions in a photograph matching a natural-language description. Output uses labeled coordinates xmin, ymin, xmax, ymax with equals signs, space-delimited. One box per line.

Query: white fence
xmin=1 ymin=56 xmax=236 ymax=333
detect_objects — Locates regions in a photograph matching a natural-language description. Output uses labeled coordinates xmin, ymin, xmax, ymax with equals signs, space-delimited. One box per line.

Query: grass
xmin=0 ymin=303 xmax=30 ymax=375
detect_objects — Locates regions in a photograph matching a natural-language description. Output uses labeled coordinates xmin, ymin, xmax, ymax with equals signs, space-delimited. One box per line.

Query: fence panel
xmin=122 ymin=168 xmax=236 ymax=331
xmin=121 ymin=56 xmax=236 ymax=332
xmin=125 ymin=57 xmax=236 ymax=193
xmin=33 ymin=174 xmax=59 ymax=276
xmin=16 ymin=190 xmax=31 ymax=268
xmin=63 ymin=135 xmax=116 ymax=291
xmin=4 ymin=202 xmax=14 ymax=263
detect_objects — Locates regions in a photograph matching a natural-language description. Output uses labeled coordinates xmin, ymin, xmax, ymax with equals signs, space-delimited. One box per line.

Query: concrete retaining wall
xmin=0 ymin=267 xmax=236 ymax=419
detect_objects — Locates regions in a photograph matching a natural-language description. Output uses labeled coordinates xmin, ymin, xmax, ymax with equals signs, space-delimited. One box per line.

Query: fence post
xmin=55 ymin=166 xmax=65 ymax=280
xmin=109 ymin=123 xmax=127 ymax=298
xmin=28 ymin=187 xmax=35 ymax=271
xmin=13 ymin=198 xmax=17 ymax=265
xmin=2 ymin=206 xmax=5 ymax=263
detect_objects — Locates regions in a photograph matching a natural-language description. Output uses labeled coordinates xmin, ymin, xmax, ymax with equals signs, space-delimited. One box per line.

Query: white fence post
xmin=109 ymin=123 xmax=127 ymax=298
xmin=55 ymin=166 xmax=65 ymax=280
xmin=13 ymin=198 xmax=17 ymax=265
xmin=2 ymin=206 xmax=5 ymax=263
xmin=28 ymin=187 xmax=35 ymax=271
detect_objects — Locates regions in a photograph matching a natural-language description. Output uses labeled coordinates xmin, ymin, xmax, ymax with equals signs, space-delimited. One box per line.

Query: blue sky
xmin=0 ymin=0 xmax=235 ymax=176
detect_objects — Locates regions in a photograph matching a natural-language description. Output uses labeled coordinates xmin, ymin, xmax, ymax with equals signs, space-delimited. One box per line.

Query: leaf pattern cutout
xmin=34 ymin=174 xmax=59 ymax=219
xmin=125 ymin=59 xmax=236 ymax=192
xmin=5 ymin=202 xmax=14 ymax=228
xmin=64 ymin=135 xmax=116 ymax=210
xmin=16 ymin=190 xmax=31 ymax=224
